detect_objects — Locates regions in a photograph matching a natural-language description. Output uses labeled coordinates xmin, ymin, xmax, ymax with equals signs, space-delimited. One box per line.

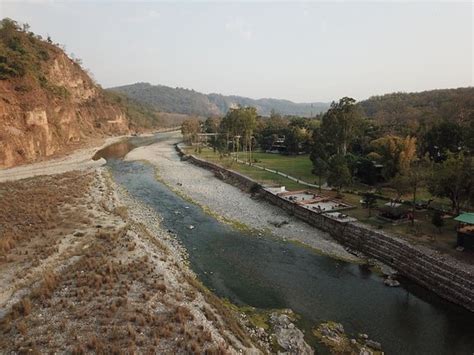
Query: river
xmin=96 ymin=132 xmax=474 ymax=355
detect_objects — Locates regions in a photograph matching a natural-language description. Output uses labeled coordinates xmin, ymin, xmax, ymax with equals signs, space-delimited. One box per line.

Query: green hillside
xmin=359 ymin=87 xmax=474 ymax=132
xmin=109 ymin=82 xmax=330 ymax=117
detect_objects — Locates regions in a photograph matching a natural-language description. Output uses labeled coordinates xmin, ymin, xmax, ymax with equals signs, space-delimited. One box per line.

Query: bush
xmin=431 ymin=211 xmax=444 ymax=231
xmin=249 ymin=183 xmax=260 ymax=194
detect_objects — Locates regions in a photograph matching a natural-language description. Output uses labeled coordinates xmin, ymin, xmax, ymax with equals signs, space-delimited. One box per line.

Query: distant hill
xmin=359 ymin=87 xmax=474 ymax=131
xmin=109 ymin=82 xmax=330 ymax=117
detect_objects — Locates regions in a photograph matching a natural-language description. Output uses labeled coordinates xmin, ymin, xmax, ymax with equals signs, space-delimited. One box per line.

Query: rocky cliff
xmin=0 ymin=19 xmax=130 ymax=168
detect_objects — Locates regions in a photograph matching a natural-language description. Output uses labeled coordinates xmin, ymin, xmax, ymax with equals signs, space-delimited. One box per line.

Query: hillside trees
xmin=0 ymin=18 xmax=55 ymax=81
xmin=360 ymin=88 xmax=474 ymax=133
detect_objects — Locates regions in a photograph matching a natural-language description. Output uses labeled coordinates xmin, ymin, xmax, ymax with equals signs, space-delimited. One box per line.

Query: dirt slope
xmin=0 ymin=19 xmax=130 ymax=168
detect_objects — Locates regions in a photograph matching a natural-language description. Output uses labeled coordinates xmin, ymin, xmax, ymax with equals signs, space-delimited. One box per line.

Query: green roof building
xmin=455 ymin=213 xmax=474 ymax=250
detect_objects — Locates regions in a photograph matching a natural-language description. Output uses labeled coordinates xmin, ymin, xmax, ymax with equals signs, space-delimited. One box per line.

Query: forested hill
xmin=109 ymin=82 xmax=330 ymax=117
xmin=359 ymin=87 xmax=474 ymax=131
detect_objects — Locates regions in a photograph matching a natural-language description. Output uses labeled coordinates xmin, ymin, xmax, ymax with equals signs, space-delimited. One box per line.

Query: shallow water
xmin=100 ymin=134 xmax=474 ymax=354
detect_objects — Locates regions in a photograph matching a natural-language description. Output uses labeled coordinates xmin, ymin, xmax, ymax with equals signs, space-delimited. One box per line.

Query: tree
xmin=370 ymin=135 xmax=417 ymax=179
xmin=286 ymin=126 xmax=310 ymax=154
xmin=256 ymin=112 xmax=288 ymax=150
xmin=310 ymin=128 xmax=329 ymax=191
xmin=239 ymin=107 xmax=258 ymax=163
xmin=204 ymin=116 xmax=221 ymax=133
xmin=391 ymin=160 xmax=428 ymax=225
xmin=327 ymin=154 xmax=351 ymax=194
xmin=312 ymin=158 xmax=327 ymax=192
xmin=431 ymin=210 xmax=444 ymax=233
xmin=0 ymin=18 xmax=20 ymax=35
xmin=391 ymin=173 xmax=411 ymax=201
xmin=362 ymin=192 xmax=377 ymax=217
xmin=428 ymin=153 xmax=474 ymax=215
xmin=406 ymin=162 xmax=428 ymax=225
xmin=204 ymin=116 xmax=221 ymax=151
xmin=355 ymin=157 xmax=378 ymax=185
xmin=220 ymin=106 xmax=257 ymax=162
xmin=181 ymin=118 xmax=201 ymax=144
xmin=320 ymin=97 xmax=362 ymax=155
xmin=422 ymin=121 xmax=464 ymax=161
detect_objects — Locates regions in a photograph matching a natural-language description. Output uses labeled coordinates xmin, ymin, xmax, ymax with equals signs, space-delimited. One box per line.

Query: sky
xmin=1 ymin=1 xmax=472 ymax=102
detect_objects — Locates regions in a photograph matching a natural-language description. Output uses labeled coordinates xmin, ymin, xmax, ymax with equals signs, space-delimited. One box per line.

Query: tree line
xmin=181 ymin=94 xmax=474 ymax=216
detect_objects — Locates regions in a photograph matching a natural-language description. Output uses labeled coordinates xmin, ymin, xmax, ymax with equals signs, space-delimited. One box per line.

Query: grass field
xmin=250 ymin=152 xmax=316 ymax=183
xmin=186 ymin=148 xmax=310 ymax=190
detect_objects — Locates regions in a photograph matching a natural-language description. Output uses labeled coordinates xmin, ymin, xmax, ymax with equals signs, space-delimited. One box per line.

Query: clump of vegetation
xmin=103 ymin=90 xmax=166 ymax=130
xmin=0 ymin=18 xmax=50 ymax=80
xmin=432 ymin=210 xmax=445 ymax=232
xmin=313 ymin=321 xmax=383 ymax=355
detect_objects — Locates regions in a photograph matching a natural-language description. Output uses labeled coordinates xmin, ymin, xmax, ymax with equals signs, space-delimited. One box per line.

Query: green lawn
xmin=185 ymin=147 xmax=310 ymax=189
xmin=250 ymin=152 xmax=317 ymax=184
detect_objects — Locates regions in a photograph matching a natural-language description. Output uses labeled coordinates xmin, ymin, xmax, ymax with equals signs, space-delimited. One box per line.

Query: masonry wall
xmin=176 ymin=144 xmax=474 ymax=312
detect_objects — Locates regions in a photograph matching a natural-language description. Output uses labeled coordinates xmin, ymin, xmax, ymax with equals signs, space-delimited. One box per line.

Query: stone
xmin=366 ymin=340 xmax=382 ymax=351
xmin=359 ymin=347 xmax=373 ymax=355
xmin=270 ymin=312 xmax=313 ymax=354
xmin=384 ymin=277 xmax=400 ymax=287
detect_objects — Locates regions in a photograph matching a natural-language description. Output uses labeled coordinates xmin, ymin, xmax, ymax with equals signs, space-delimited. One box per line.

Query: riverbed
xmin=97 ymin=132 xmax=474 ymax=355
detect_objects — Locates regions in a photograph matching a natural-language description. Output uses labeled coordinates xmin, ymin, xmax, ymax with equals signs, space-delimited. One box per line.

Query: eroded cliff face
xmin=0 ymin=42 xmax=129 ymax=168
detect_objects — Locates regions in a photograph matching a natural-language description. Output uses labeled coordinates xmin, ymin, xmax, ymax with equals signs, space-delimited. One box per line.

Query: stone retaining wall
xmin=176 ymin=144 xmax=474 ymax=312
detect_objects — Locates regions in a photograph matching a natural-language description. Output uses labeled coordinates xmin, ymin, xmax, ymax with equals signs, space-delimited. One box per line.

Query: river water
xmin=96 ymin=133 xmax=474 ymax=355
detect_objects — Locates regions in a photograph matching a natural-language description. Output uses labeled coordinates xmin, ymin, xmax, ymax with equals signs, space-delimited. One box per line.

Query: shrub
xmin=431 ymin=211 xmax=444 ymax=232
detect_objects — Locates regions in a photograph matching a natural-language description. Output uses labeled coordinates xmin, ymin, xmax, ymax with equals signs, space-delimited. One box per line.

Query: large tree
xmin=327 ymin=154 xmax=352 ymax=194
xmin=428 ymin=153 xmax=474 ymax=214
xmin=369 ymin=135 xmax=417 ymax=179
xmin=421 ymin=121 xmax=464 ymax=161
xmin=220 ymin=106 xmax=257 ymax=161
xmin=310 ymin=128 xmax=330 ymax=191
xmin=181 ymin=118 xmax=201 ymax=144
xmin=320 ymin=97 xmax=362 ymax=155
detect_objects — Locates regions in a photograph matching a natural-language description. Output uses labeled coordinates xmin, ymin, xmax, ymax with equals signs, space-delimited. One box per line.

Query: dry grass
xmin=0 ymin=172 xmax=93 ymax=261
xmin=0 ymin=170 xmax=257 ymax=354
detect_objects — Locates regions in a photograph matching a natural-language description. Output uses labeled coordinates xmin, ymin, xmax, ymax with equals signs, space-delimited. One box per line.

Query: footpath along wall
xmin=175 ymin=144 xmax=474 ymax=312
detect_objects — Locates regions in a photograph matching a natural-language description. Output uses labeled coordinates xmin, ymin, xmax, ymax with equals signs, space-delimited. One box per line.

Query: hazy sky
xmin=1 ymin=1 xmax=472 ymax=102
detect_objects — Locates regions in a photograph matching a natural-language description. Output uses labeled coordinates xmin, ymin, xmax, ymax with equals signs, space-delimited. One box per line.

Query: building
xmin=455 ymin=213 xmax=474 ymax=250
